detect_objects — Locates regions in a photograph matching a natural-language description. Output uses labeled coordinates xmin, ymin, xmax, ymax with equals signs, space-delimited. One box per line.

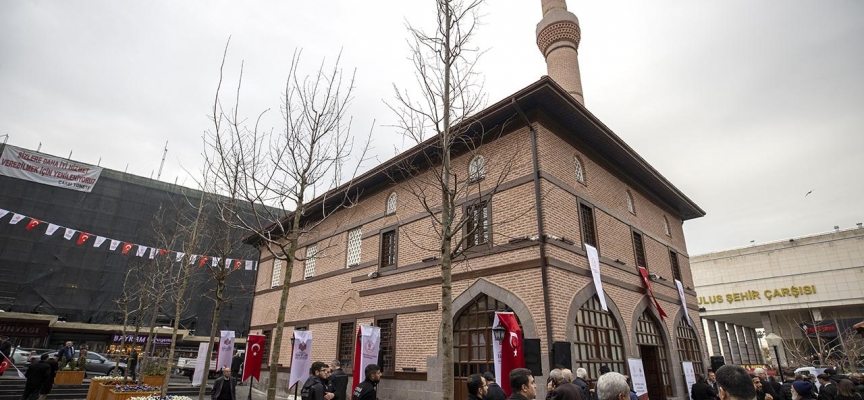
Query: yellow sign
xmin=697 ymin=285 xmax=816 ymax=305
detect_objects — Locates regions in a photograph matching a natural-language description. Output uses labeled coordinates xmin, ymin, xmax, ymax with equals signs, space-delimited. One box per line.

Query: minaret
xmin=536 ymin=0 xmax=584 ymax=105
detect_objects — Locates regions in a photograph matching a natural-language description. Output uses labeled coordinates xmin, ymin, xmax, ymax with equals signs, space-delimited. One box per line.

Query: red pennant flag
xmin=121 ymin=242 xmax=134 ymax=255
xmin=198 ymin=256 xmax=210 ymax=267
xmin=26 ymin=218 xmax=42 ymax=230
xmin=76 ymin=232 xmax=92 ymax=245
xmin=159 ymin=249 xmax=168 ymax=257
xmin=638 ymin=266 xmax=668 ymax=320
xmin=242 ymin=334 xmax=266 ymax=382
xmin=233 ymin=259 xmax=243 ymax=270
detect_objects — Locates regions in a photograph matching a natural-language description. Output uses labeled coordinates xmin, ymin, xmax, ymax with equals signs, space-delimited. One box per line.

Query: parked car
xmin=15 ymin=348 xmax=52 ymax=364
xmin=29 ymin=351 xmax=126 ymax=376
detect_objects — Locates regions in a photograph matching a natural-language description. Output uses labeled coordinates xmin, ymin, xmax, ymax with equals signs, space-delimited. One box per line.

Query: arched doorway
xmin=676 ymin=316 xmax=705 ymax=394
xmin=573 ymin=295 xmax=627 ymax=382
xmin=453 ymin=294 xmax=518 ymax=399
xmin=636 ymin=310 xmax=672 ymax=400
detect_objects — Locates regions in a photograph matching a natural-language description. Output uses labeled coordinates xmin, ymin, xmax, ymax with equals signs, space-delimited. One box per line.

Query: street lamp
xmin=492 ymin=322 xmax=506 ymax=342
xmin=765 ymin=333 xmax=783 ymax=371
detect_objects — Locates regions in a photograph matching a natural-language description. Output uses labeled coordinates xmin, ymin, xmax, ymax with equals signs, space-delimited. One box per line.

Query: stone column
xmin=734 ymin=325 xmax=751 ymax=364
xmin=706 ymin=319 xmax=722 ymax=356
xmin=748 ymin=328 xmax=763 ymax=364
xmin=719 ymin=322 xmax=737 ymax=364
xmin=730 ymin=324 xmax=745 ymax=364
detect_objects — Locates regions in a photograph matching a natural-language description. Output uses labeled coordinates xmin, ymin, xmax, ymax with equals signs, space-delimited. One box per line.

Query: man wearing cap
xmin=793 ymin=381 xmax=817 ymax=400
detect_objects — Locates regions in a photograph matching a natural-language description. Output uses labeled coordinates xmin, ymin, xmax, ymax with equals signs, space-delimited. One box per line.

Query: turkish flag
xmin=77 ymin=232 xmax=92 ymax=245
xmin=493 ymin=312 xmax=524 ymax=397
xmin=121 ymin=242 xmax=134 ymax=255
xmin=0 ymin=357 xmax=10 ymax=374
xmin=242 ymin=334 xmax=266 ymax=382
xmin=638 ymin=267 xmax=667 ymax=320
xmin=198 ymin=256 xmax=210 ymax=268
xmin=233 ymin=259 xmax=243 ymax=270
xmin=26 ymin=218 xmax=42 ymax=230
xmin=159 ymin=249 xmax=168 ymax=257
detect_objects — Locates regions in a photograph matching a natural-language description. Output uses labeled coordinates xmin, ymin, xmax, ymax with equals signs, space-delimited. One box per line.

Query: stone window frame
xmin=626 ymin=189 xmax=636 ymax=215
xmin=463 ymin=195 xmax=492 ymax=249
xmin=468 ymin=154 xmax=486 ymax=183
xmin=303 ymin=243 xmax=317 ymax=280
xmin=345 ymin=227 xmax=363 ymax=268
xmin=574 ymin=155 xmax=587 ymax=185
xmin=374 ymin=314 xmax=397 ymax=376
xmin=631 ymin=229 xmax=647 ymax=271
xmin=270 ymin=258 xmax=283 ymax=288
xmin=578 ymin=199 xmax=599 ymax=251
xmin=663 ymin=215 xmax=672 ymax=237
xmin=385 ymin=192 xmax=397 ymax=215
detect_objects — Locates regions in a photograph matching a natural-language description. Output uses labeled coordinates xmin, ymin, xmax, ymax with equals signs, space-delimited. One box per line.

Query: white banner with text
xmin=0 ymin=145 xmax=103 ymax=192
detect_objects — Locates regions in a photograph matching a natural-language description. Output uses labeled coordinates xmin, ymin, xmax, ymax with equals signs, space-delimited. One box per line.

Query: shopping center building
xmin=692 ymin=227 xmax=864 ymax=369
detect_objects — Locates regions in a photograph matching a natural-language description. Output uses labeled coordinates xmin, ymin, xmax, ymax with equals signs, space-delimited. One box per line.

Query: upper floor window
xmin=574 ymin=156 xmax=586 ymax=185
xmin=632 ymin=231 xmax=647 ymax=269
xmin=271 ymin=258 xmax=283 ymax=288
xmin=466 ymin=200 xmax=490 ymax=247
xmin=663 ymin=216 xmax=671 ymax=236
xmin=579 ymin=203 xmax=597 ymax=248
xmin=386 ymin=192 xmax=397 ymax=215
xmin=626 ymin=190 xmax=636 ymax=215
xmin=669 ymin=250 xmax=682 ymax=282
xmin=380 ymin=228 xmax=397 ymax=269
xmin=468 ymin=155 xmax=485 ymax=182
xmin=303 ymin=244 xmax=317 ymax=279
xmin=346 ymin=227 xmax=363 ymax=267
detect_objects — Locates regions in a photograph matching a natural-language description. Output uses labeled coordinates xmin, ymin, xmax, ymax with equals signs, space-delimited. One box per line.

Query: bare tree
xmin=203 ymin=41 xmax=370 ymax=400
xmin=776 ymin=313 xmax=864 ymax=371
xmin=386 ymin=1 xmax=529 ymax=399
xmin=113 ymin=265 xmax=143 ymax=377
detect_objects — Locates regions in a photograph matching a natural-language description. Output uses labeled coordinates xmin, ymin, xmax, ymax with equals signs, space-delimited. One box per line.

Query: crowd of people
xmin=691 ymin=366 xmax=864 ymax=400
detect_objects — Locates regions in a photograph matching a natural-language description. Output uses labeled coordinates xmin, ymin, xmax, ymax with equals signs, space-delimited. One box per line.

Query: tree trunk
xmin=198 ymin=277 xmax=226 ymax=400
xmin=266 ymin=232 xmax=299 ymax=400
xmin=162 ymin=274 xmax=191 ymax=397
xmin=440 ymin=3 xmax=455 ymax=400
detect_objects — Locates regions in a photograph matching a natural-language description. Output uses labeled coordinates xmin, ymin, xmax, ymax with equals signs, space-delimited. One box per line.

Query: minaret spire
xmin=537 ymin=0 xmax=584 ymax=105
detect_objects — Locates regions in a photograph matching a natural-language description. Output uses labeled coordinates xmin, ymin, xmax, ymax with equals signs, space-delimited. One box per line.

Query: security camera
xmin=367 ymin=271 xmax=379 ymax=279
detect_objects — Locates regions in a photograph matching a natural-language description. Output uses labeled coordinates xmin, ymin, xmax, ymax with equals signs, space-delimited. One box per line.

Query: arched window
xmin=574 ymin=156 xmax=586 ymax=185
xmin=636 ymin=310 xmax=672 ymax=400
xmin=677 ymin=317 xmax=705 ymax=387
xmin=386 ymin=192 xmax=397 ymax=215
xmin=454 ymin=294 xmax=517 ymax=399
xmin=468 ymin=155 xmax=485 ymax=182
xmin=663 ymin=216 xmax=671 ymax=236
xmin=573 ymin=295 xmax=626 ymax=381
xmin=626 ymin=190 xmax=636 ymax=215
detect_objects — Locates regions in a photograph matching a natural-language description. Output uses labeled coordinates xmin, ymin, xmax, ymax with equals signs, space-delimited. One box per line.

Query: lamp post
xmin=492 ymin=322 xmax=506 ymax=342
xmin=765 ymin=333 xmax=783 ymax=372
xmin=290 ymin=336 xmax=298 ymax=400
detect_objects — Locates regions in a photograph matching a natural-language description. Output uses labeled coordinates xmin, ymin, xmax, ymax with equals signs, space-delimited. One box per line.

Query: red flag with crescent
xmin=0 ymin=357 xmax=10 ymax=374
xmin=198 ymin=256 xmax=210 ymax=268
xmin=76 ymin=232 xmax=92 ymax=245
xmin=638 ymin=266 xmax=667 ymax=320
xmin=493 ymin=312 xmax=524 ymax=397
xmin=242 ymin=334 xmax=266 ymax=382
xmin=26 ymin=218 xmax=42 ymax=230
xmin=233 ymin=259 xmax=243 ymax=270
xmin=121 ymin=242 xmax=134 ymax=255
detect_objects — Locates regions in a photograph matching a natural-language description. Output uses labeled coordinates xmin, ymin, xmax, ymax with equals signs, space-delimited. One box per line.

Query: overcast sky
xmin=2 ymin=1 xmax=862 ymax=256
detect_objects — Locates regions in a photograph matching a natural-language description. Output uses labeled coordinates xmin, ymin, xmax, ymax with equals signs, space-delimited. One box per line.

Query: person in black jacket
xmin=353 ymin=364 xmax=382 ymax=400
xmin=780 ymin=370 xmax=797 ymax=400
xmin=574 ymin=369 xmax=592 ymax=400
xmin=302 ymin=362 xmax=328 ymax=400
xmin=716 ymin=365 xmax=757 ymax=400
xmin=467 ymin=373 xmax=488 ymax=400
xmin=330 ymin=360 xmax=349 ymax=400
xmin=37 ymin=356 xmax=58 ymax=400
xmin=484 ymin=372 xmax=507 ymax=400
xmin=755 ymin=369 xmax=781 ymax=400
xmin=819 ymin=374 xmax=839 ymax=400
xmin=793 ymin=381 xmax=817 ymax=400
xmin=693 ymin=374 xmax=718 ymax=400
xmin=211 ymin=367 xmax=236 ymax=400
xmin=21 ymin=354 xmax=51 ymax=400
xmin=230 ymin=351 xmax=243 ymax=386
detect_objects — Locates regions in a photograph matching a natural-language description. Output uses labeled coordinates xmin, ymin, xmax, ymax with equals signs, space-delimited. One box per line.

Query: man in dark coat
xmin=211 ymin=367 xmax=236 ymax=400
xmin=780 ymin=370 xmax=797 ymax=400
xmin=302 ymin=361 xmax=328 ymax=400
xmin=507 ymin=368 xmax=537 ymax=400
xmin=330 ymin=360 xmax=349 ymax=400
xmin=352 ymin=363 xmax=382 ymax=400
xmin=693 ymin=374 xmax=718 ymax=400
xmin=467 ymin=373 xmax=488 ymax=400
xmin=574 ymin=368 xmax=592 ymax=400
xmin=57 ymin=341 xmax=75 ymax=369
xmin=484 ymin=372 xmax=507 ymax=400
xmin=37 ymin=356 xmax=58 ymax=400
xmin=230 ymin=351 xmax=243 ymax=385
xmin=21 ymin=353 xmax=51 ymax=400
xmin=818 ymin=374 xmax=838 ymax=400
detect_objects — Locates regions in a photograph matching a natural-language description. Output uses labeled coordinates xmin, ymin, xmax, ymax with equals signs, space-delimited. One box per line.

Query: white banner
xmin=9 ymin=213 xmax=25 ymax=224
xmin=0 ymin=145 xmax=103 ymax=192
xmin=94 ymin=236 xmax=106 ymax=248
xmin=289 ymin=330 xmax=313 ymax=389
xmin=628 ymin=358 xmax=648 ymax=399
xmin=586 ymin=244 xmax=607 ymax=311
xmin=683 ymin=361 xmax=696 ymax=400
xmin=192 ymin=342 xmax=210 ymax=387
xmin=217 ymin=331 xmax=235 ymax=371
xmin=675 ymin=280 xmax=693 ymax=327
xmin=63 ymin=228 xmax=75 ymax=240
xmin=45 ymin=223 xmax=59 ymax=236
xmin=358 ymin=325 xmax=380 ymax=385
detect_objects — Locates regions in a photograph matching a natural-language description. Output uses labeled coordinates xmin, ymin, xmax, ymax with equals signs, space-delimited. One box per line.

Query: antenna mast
xmin=156 ymin=141 xmax=168 ymax=180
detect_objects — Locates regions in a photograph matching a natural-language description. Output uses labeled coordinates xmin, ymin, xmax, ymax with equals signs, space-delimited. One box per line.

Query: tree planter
xmin=88 ymin=379 xmax=128 ymax=400
xmin=141 ymin=375 xmax=166 ymax=387
xmin=107 ymin=389 xmax=160 ymax=400
xmin=97 ymin=382 xmax=125 ymax=400
xmin=54 ymin=370 xmax=86 ymax=385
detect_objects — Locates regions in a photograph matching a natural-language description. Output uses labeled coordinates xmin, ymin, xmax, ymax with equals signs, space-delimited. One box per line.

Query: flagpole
xmin=247 ymin=377 xmax=253 ymax=400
